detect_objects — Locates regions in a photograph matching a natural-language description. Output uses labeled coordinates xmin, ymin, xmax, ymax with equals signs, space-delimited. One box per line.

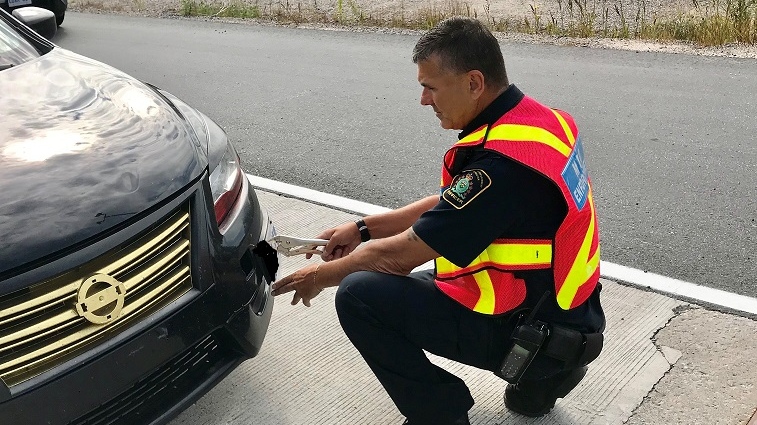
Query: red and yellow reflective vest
xmin=434 ymin=95 xmax=600 ymax=315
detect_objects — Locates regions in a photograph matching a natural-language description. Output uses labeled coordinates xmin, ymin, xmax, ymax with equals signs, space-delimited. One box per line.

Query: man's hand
xmin=271 ymin=263 xmax=326 ymax=307
xmin=308 ymin=222 xmax=362 ymax=262
xmin=272 ymin=226 xmax=439 ymax=308
xmin=306 ymin=196 xmax=439 ymax=262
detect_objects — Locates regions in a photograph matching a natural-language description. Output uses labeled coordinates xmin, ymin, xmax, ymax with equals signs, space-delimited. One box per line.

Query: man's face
xmin=417 ymin=55 xmax=478 ymax=130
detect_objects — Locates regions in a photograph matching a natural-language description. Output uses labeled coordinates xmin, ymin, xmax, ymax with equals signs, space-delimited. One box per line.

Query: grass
xmin=141 ymin=0 xmax=757 ymax=45
xmin=535 ymin=0 xmax=757 ymax=44
xmin=181 ymin=0 xmax=261 ymax=18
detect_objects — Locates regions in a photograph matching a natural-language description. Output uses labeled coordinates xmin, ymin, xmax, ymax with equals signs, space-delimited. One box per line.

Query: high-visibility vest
xmin=435 ymin=95 xmax=600 ymax=315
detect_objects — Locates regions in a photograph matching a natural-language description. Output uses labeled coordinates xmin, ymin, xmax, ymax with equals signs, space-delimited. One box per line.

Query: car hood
xmin=0 ymin=49 xmax=206 ymax=277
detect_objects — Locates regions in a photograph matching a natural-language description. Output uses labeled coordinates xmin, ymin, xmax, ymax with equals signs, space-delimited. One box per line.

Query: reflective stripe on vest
xmin=434 ymin=96 xmax=600 ymax=314
xmin=436 ymin=239 xmax=552 ymax=279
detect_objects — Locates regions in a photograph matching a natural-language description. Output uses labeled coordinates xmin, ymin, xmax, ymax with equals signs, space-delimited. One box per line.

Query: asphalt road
xmin=52 ymin=13 xmax=757 ymax=297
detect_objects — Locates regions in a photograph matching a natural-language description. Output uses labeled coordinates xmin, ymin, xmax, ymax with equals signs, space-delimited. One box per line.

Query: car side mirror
xmin=12 ymin=7 xmax=57 ymax=40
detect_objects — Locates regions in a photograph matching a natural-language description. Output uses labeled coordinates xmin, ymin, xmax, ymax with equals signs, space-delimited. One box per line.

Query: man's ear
xmin=468 ymin=70 xmax=486 ymax=99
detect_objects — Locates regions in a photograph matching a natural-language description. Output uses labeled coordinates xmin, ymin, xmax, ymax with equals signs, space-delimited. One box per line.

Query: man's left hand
xmin=271 ymin=263 xmax=325 ymax=307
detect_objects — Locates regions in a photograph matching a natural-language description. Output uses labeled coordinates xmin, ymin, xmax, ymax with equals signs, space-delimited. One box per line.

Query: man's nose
xmin=420 ymin=88 xmax=433 ymax=106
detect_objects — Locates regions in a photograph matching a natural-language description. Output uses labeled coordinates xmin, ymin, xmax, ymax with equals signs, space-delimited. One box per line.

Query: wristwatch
xmin=355 ymin=219 xmax=371 ymax=242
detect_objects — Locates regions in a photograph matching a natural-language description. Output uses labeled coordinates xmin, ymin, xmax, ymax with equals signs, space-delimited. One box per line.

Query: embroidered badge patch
xmin=442 ymin=169 xmax=492 ymax=209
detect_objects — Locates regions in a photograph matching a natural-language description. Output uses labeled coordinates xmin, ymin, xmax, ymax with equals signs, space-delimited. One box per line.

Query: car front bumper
xmin=0 ymin=175 xmax=276 ymax=425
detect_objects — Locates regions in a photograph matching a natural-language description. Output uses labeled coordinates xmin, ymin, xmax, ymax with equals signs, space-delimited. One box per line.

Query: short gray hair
xmin=412 ymin=17 xmax=509 ymax=89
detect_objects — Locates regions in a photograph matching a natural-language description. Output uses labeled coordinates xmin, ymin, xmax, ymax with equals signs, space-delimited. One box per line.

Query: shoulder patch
xmin=442 ymin=169 xmax=492 ymax=210
xmin=561 ymin=136 xmax=589 ymax=210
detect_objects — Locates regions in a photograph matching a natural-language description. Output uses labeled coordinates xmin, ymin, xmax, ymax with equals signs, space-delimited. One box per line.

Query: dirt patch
xmin=67 ymin=0 xmax=757 ymax=58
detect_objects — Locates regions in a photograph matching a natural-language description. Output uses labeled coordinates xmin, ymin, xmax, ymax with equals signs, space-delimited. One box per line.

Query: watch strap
xmin=355 ymin=219 xmax=371 ymax=242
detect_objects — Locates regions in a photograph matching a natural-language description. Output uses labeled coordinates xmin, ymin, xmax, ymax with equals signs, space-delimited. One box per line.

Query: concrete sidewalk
xmin=171 ymin=190 xmax=757 ymax=425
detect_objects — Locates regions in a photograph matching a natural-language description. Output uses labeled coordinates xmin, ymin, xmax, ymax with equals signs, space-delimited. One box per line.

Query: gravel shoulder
xmin=68 ymin=0 xmax=757 ymax=58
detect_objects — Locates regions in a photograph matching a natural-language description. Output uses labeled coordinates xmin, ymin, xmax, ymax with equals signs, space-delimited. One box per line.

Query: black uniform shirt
xmin=413 ymin=85 xmax=604 ymax=331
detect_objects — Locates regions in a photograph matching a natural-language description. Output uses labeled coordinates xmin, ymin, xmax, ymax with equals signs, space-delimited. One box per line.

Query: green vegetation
xmin=522 ymin=0 xmax=757 ymax=44
xmin=178 ymin=0 xmax=756 ymax=45
xmin=181 ymin=0 xmax=261 ymax=19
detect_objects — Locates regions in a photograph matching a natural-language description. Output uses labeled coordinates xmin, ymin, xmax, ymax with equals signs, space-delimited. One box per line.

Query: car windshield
xmin=0 ymin=16 xmax=42 ymax=70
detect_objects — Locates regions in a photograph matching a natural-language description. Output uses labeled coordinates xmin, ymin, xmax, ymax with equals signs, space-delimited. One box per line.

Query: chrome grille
xmin=0 ymin=206 xmax=193 ymax=387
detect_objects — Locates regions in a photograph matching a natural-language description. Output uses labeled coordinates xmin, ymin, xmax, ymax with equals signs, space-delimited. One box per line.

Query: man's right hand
xmin=306 ymin=196 xmax=439 ymax=262
xmin=307 ymin=221 xmax=362 ymax=262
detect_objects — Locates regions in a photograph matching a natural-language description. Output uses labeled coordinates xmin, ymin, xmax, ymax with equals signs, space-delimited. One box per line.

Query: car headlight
xmin=209 ymin=140 xmax=244 ymax=226
xmin=151 ymin=87 xmax=244 ymax=227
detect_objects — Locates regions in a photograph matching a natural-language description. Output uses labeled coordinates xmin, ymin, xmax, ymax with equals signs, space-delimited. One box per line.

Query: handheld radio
xmin=498 ymin=292 xmax=550 ymax=384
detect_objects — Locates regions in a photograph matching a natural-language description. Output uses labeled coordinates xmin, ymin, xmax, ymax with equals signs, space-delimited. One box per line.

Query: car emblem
xmin=75 ymin=274 xmax=127 ymax=325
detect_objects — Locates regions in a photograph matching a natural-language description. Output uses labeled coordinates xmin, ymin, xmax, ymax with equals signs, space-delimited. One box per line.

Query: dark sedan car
xmin=0 ymin=0 xmax=66 ymax=25
xmin=0 ymin=7 xmax=278 ymax=425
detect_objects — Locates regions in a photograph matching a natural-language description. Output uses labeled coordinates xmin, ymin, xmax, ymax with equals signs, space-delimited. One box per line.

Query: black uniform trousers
xmin=335 ymin=269 xmax=571 ymax=425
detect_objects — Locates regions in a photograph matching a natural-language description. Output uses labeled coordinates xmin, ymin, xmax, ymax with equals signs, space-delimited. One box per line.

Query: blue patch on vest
xmin=561 ymin=136 xmax=589 ymax=211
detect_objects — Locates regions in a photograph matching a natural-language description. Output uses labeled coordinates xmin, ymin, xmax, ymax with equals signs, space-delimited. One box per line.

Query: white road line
xmin=248 ymin=174 xmax=757 ymax=316
xmin=248 ymin=175 xmax=391 ymax=215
